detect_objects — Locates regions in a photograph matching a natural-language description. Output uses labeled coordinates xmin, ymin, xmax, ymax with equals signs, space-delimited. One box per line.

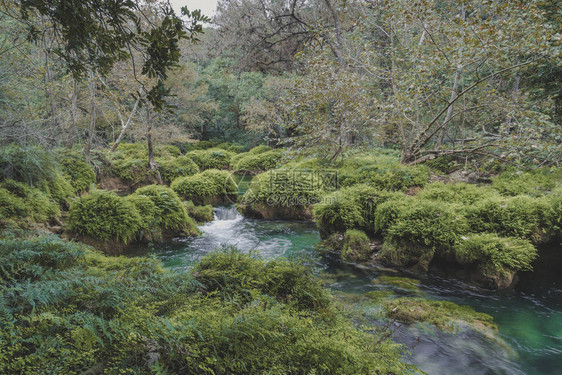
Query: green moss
xmin=455 ymin=233 xmax=537 ymax=275
xmin=491 ymin=169 xmax=561 ymax=197
xmin=123 ymin=194 xmax=158 ymax=230
xmin=157 ymin=155 xmax=200 ymax=184
xmin=60 ymin=156 xmax=96 ymax=194
xmin=341 ymin=229 xmax=371 ymax=262
xmin=134 ymin=185 xmax=199 ymax=236
xmin=172 ymin=169 xmax=237 ymax=205
xmin=379 ymin=200 xmax=468 ymax=268
xmin=185 ymin=200 xmax=214 ymax=223
xmin=466 ymin=195 xmax=556 ymax=242
xmin=384 ymin=298 xmax=496 ymax=332
xmin=372 ymin=276 xmax=420 ymax=291
xmin=186 ymin=148 xmax=233 ymax=170
xmin=67 ymin=189 xmax=143 ymax=245
xmin=364 ymin=290 xmax=394 ymax=300
xmin=374 ymin=196 xmax=415 ymax=235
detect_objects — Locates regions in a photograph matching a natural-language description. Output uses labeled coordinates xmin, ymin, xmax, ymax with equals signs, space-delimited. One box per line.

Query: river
xmin=127 ymin=205 xmax=562 ymax=375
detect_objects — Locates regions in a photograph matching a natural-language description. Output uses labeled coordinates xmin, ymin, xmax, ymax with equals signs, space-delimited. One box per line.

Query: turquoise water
xmin=128 ymin=206 xmax=562 ymax=375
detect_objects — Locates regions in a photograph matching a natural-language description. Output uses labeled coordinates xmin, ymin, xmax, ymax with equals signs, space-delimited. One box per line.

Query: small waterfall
xmin=213 ymin=205 xmax=242 ymax=221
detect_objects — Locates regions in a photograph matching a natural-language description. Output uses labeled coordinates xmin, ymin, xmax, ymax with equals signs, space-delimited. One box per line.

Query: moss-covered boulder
xmin=342 ymin=229 xmax=371 ymax=262
xmin=67 ymin=190 xmax=143 ymax=251
xmin=313 ymin=185 xmax=403 ymax=238
xmin=172 ymin=169 xmax=237 ymax=205
xmin=157 ymin=155 xmax=200 ymax=184
xmin=454 ymin=233 xmax=537 ymax=289
xmin=185 ymin=200 xmax=214 ymax=223
xmin=466 ymin=195 xmax=557 ymax=243
xmin=134 ymin=185 xmax=199 ymax=237
xmin=491 ymin=169 xmax=561 ymax=197
xmin=378 ymin=199 xmax=468 ymax=271
xmin=384 ymin=298 xmax=496 ymax=333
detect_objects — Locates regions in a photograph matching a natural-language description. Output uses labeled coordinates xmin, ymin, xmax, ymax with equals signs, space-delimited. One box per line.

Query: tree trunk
xmin=67 ymin=78 xmax=78 ymax=148
xmin=146 ymin=107 xmax=163 ymax=184
xmin=110 ymin=97 xmax=140 ymax=152
xmin=84 ymin=69 xmax=96 ymax=156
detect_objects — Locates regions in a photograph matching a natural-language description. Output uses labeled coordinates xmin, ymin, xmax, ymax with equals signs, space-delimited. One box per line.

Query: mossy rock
xmin=342 ymin=229 xmax=371 ymax=262
xmin=379 ymin=199 xmax=468 ymax=270
xmin=134 ymin=185 xmax=199 ymax=237
xmin=123 ymin=194 xmax=160 ymax=241
xmin=172 ymin=169 xmax=237 ymax=205
xmin=454 ymin=233 xmax=537 ymax=289
xmin=314 ymin=185 xmax=403 ymax=238
xmin=185 ymin=200 xmax=214 ymax=223
xmin=384 ymin=297 xmax=496 ymax=332
xmin=67 ymin=189 xmax=143 ymax=249
xmin=364 ymin=290 xmax=394 ymax=300
xmin=371 ymin=276 xmax=420 ymax=292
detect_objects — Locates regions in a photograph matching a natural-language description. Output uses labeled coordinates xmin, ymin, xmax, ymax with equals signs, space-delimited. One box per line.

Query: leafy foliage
xmin=185 ymin=201 xmax=214 ymax=223
xmin=342 ymin=229 xmax=371 ymax=262
xmin=171 ymin=169 xmax=237 ymax=205
xmin=186 ymin=148 xmax=234 ymax=170
xmin=157 ymin=155 xmax=199 ymax=184
xmin=0 ymin=235 xmax=411 ymax=375
xmin=60 ymin=156 xmax=96 ymax=194
xmin=0 ymin=180 xmax=60 ymax=223
xmin=67 ymin=189 xmax=143 ymax=245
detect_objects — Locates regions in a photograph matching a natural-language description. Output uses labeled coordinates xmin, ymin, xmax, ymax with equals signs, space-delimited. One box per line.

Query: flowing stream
xmin=128 ymin=205 xmax=562 ymax=375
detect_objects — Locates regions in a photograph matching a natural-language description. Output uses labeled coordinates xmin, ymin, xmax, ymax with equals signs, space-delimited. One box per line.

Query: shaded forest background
xmin=0 ymin=0 xmax=560 ymax=166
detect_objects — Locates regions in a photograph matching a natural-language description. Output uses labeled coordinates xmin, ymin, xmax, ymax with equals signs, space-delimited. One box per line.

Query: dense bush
xmin=466 ymin=195 xmax=557 ymax=242
xmin=157 ymin=155 xmax=199 ymax=183
xmin=0 ymin=180 xmax=60 ymax=222
xmin=455 ymin=233 xmax=537 ymax=276
xmin=134 ymin=185 xmax=199 ymax=236
xmin=186 ymin=148 xmax=233 ymax=170
xmin=338 ymin=154 xmax=430 ymax=191
xmin=67 ymin=189 xmax=143 ymax=245
xmin=60 ymin=156 xmax=96 ymax=194
xmin=314 ymin=185 xmax=403 ymax=237
xmin=232 ymin=149 xmax=283 ymax=172
xmin=342 ymin=229 xmax=371 ymax=262
xmin=172 ymin=169 xmax=237 ymax=205
xmin=0 ymin=144 xmax=58 ymax=186
xmin=0 ymin=236 xmax=411 ymax=374
xmin=491 ymin=169 xmax=561 ymax=196
xmin=379 ymin=200 xmax=468 ymax=268
xmin=417 ymin=182 xmax=499 ymax=204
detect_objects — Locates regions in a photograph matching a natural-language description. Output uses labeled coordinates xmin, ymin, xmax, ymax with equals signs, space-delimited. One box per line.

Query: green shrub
xmin=157 ymin=155 xmax=200 ymax=184
xmin=0 ymin=237 xmax=410 ymax=375
xmin=342 ymin=229 xmax=371 ymax=262
xmin=233 ymin=149 xmax=283 ymax=172
xmin=40 ymin=171 xmax=74 ymax=206
xmin=172 ymin=169 xmax=237 ymax=205
xmin=466 ymin=195 xmax=556 ymax=242
xmin=338 ymin=154 xmax=430 ymax=191
xmin=374 ymin=197 xmax=414 ymax=235
xmin=107 ymin=145 xmax=152 ymax=186
xmin=123 ymin=194 xmax=158 ymax=230
xmin=155 ymin=144 xmax=181 ymax=157
xmin=60 ymin=156 xmax=96 ymax=194
xmin=314 ymin=185 xmax=403 ymax=237
xmin=380 ymin=200 xmax=468 ymax=268
xmin=68 ymin=189 xmax=143 ymax=244
xmin=185 ymin=200 xmax=214 ymax=222
xmin=417 ymin=182 xmax=499 ymax=205
xmin=455 ymin=233 xmax=537 ymax=275
xmin=134 ymin=185 xmax=199 ymax=236
xmin=0 ymin=180 xmax=60 ymax=222
xmin=186 ymin=148 xmax=233 ymax=170
xmin=0 ymin=144 xmax=58 ymax=186
xmin=491 ymin=170 xmax=561 ymax=196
